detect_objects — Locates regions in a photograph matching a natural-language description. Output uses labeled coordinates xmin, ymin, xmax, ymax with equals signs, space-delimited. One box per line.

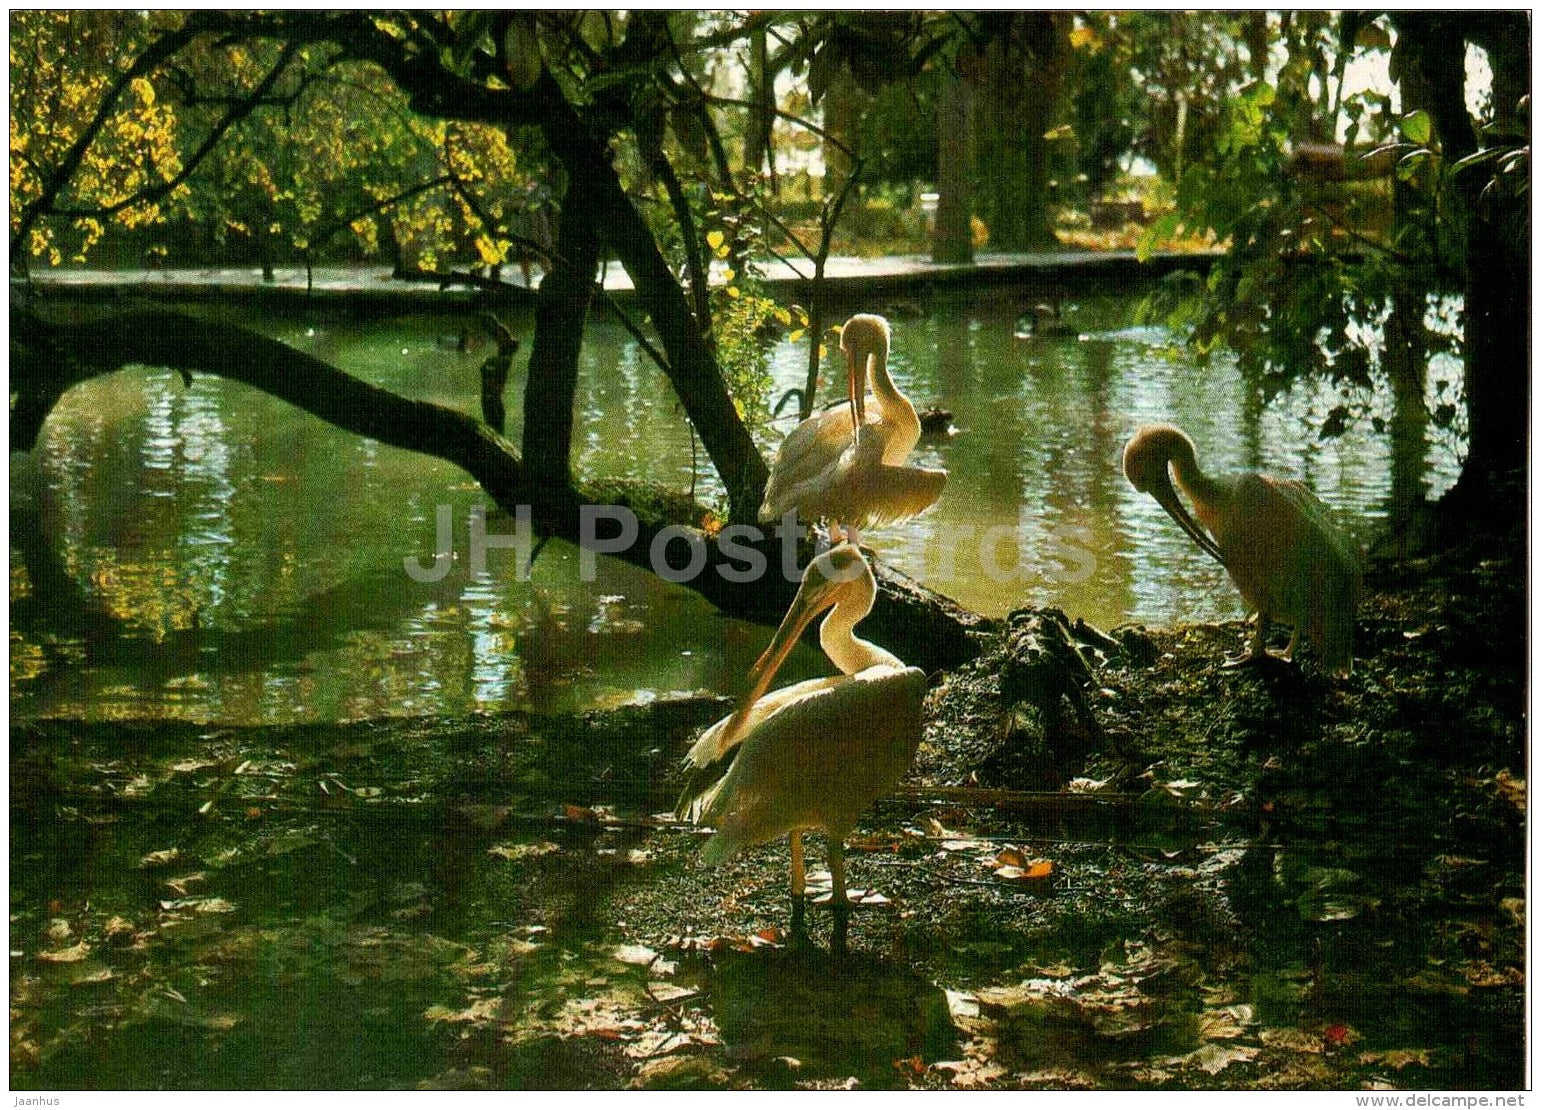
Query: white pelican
xmin=677 ymin=543 xmax=927 ymax=939
xmin=758 ymin=313 xmax=946 ymax=542
xmin=1122 ymin=423 xmax=1362 ymax=676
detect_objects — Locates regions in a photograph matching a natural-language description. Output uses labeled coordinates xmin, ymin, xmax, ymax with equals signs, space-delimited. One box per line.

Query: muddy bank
xmin=9 ymin=540 xmax=1525 ymax=1090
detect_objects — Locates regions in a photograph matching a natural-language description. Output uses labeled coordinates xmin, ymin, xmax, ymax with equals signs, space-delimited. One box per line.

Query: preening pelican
xmin=1123 ymin=423 xmax=1362 ymax=676
xmin=677 ymin=544 xmax=927 ymax=940
xmin=759 ymin=313 xmax=946 ymax=541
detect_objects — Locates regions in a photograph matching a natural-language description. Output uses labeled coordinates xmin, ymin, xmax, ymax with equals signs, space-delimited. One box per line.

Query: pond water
xmin=9 ymin=291 xmax=1462 ymax=724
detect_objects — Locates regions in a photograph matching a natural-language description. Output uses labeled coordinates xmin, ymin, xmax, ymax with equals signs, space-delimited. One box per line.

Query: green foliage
xmin=1136 ymin=13 xmax=1502 ymax=435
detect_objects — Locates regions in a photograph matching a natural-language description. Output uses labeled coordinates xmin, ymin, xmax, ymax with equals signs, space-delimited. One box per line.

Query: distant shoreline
xmin=17 ymin=250 xmax=1221 ymax=313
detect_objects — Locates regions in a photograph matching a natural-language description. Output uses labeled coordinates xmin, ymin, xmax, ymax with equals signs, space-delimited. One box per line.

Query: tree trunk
xmin=820 ymin=68 xmax=863 ymax=191
xmin=534 ymin=76 xmax=770 ymax=522
xmin=974 ymin=14 xmax=1070 ymax=251
xmin=1393 ymin=15 xmax=1529 ymax=508
xmin=932 ymin=62 xmax=974 ymax=265
xmin=522 ymin=179 xmax=601 ymax=490
xmin=744 ymin=26 xmax=775 ymax=182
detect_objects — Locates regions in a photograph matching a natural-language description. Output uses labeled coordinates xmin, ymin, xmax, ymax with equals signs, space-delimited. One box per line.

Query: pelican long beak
xmin=845 ymin=346 xmax=867 ymax=439
xmin=1152 ymin=479 xmax=1226 ymax=566
xmin=717 ymin=549 xmax=854 ymax=745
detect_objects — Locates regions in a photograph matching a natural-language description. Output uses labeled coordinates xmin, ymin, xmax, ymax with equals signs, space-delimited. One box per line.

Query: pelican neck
xmin=1167 ymin=442 xmax=1227 ymax=507
xmin=819 ymin=583 xmax=900 ymax=675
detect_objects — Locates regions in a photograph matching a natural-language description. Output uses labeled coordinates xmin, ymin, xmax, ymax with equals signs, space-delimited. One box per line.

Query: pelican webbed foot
xmin=1221 ymin=615 xmax=1292 ymax=669
xmin=1221 ymin=649 xmax=1293 ymax=670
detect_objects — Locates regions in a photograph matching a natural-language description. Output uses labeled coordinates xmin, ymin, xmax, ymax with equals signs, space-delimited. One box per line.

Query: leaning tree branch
xmin=12 ymin=308 xmax=991 ymax=672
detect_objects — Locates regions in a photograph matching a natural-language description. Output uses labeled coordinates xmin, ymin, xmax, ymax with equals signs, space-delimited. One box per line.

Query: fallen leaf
xmin=36 ymin=942 xmax=90 ymax=963
xmin=626 ymin=1030 xmax=693 ymax=1059
xmin=1459 ymin=960 xmax=1523 ymax=988
xmin=1260 ymin=1027 xmax=1324 ymax=1054
xmin=1178 ymin=1042 xmax=1259 ymax=1074
xmin=646 ymin=982 xmax=695 ymax=1004
xmin=944 ymin=990 xmax=980 ymax=1019
xmin=159 ymin=897 xmax=236 ymax=914
xmin=424 ymin=998 xmax=502 ymax=1025
xmin=488 ymin=841 xmax=560 ymax=861
xmin=1067 ymin=776 xmax=1113 ymax=793
xmin=43 ymin=919 xmax=72 ymax=943
xmin=993 ymin=859 xmax=1054 ymax=882
xmin=932 ymin=1058 xmax=1006 ymax=1088
xmin=612 ymin=944 xmax=659 ymax=967
xmin=163 ymin=872 xmax=208 ymax=896
xmin=1359 ymin=1048 xmax=1431 ymax=1070
xmin=941 ymin=839 xmax=990 ymax=852
xmin=140 ymin=848 xmax=182 ymax=869
xmin=1322 ymin=1024 xmax=1359 ymax=1048
xmin=1492 ymin=769 xmax=1525 ymax=811
xmin=103 ymin=916 xmax=136 ymax=944
xmin=1198 ymin=1004 xmax=1255 ymax=1040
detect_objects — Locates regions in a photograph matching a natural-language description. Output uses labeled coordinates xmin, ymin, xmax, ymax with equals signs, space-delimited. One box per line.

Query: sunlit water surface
xmin=10 ymin=294 xmax=1462 ymax=723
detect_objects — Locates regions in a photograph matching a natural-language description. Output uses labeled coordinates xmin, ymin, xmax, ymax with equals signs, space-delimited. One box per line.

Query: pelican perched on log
xmin=1122 ymin=423 xmax=1362 ymax=676
xmin=759 ymin=313 xmax=946 ymax=542
xmin=677 ymin=544 xmax=927 ymax=942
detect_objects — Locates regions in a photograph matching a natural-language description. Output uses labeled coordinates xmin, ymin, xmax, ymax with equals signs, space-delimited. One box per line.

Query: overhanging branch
xmin=12 ymin=307 xmax=990 ymax=671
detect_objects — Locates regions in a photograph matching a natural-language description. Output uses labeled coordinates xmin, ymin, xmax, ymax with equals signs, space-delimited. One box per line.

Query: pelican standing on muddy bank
xmin=759 ymin=314 xmax=946 ymax=543
xmin=1122 ymin=423 xmax=1362 ymax=675
xmin=676 ymin=544 xmax=927 ymax=942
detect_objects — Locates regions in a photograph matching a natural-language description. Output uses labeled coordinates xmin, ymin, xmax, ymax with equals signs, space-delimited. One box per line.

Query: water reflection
xmin=10 ymin=297 xmax=1463 ymax=723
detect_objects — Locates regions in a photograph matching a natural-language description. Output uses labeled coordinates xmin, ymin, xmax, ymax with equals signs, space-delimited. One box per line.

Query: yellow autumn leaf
xmin=726 ymin=286 xmax=740 ymax=299
xmin=722 ymin=268 xmax=735 ymax=282
xmin=1069 ymin=26 xmax=1100 ymax=50
xmin=715 ymin=244 xmax=731 ymax=258
xmin=706 ymin=230 xmax=725 ymax=250
xmin=788 ymin=328 xmax=805 ymax=343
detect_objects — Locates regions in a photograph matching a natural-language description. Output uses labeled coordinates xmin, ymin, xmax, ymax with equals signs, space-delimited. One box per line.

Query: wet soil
xmin=9 ymin=540 xmax=1526 ymax=1090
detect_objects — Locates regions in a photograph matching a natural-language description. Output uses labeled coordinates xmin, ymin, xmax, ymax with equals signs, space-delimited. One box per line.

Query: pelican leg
xmin=1223 ymin=613 xmax=1293 ymax=669
xmin=828 ymin=838 xmax=850 ymax=956
xmin=789 ymin=830 xmax=808 ymax=937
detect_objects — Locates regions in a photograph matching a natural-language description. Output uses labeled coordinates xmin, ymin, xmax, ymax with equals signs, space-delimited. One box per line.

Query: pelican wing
xmin=769 ymin=429 xmax=947 ymax=532
xmin=1234 ymin=475 xmax=1362 ymax=674
xmin=760 ymin=404 xmax=862 ymax=521
xmin=698 ymin=665 xmax=927 ymax=864
xmin=676 ymin=675 xmax=844 ymax=822
xmin=856 ymin=463 xmax=947 ymax=530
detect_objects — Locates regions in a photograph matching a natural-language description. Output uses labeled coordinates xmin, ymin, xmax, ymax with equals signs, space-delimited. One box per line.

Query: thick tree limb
xmin=522 ymin=182 xmax=601 ymax=487
xmin=11 ymin=307 xmax=990 ymax=671
xmin=186 ymin=10 xmax=771 ymax=523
